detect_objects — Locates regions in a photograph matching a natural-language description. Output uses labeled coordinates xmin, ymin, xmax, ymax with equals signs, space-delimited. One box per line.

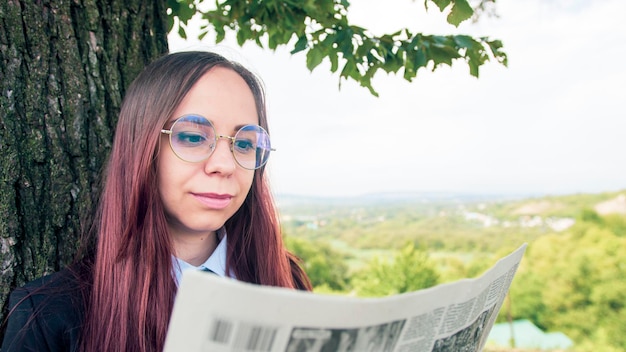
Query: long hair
xmin=80 ymin=51 xmax=311 ymax=352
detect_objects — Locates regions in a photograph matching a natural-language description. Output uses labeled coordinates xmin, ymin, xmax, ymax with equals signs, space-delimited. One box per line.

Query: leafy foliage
xmin=351 ymin=242 xmax=440 ymax=297
xmin=167 ymin=0 xmax=507 ymax=96
xmin=508 ymin=213 xmax=626 ymax=350
xmin=284 ymin=236 xmax=351 ymax=291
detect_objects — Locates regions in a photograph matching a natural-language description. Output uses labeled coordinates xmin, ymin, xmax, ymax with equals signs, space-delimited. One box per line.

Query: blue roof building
xmin=487 ymin=319 xmax=574 ymax=350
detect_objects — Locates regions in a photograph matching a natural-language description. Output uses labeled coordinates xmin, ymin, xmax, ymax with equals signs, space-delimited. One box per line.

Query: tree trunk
xmin=0 ymin=0 xmax=168 ymax=330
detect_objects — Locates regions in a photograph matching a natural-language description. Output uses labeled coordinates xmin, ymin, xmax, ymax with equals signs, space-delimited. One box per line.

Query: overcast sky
xmin=168 ymin=0 xmax=626 ymax=198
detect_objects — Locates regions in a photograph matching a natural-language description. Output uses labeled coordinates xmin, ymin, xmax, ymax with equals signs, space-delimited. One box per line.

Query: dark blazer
xmin=1 ymin=269 xmax=86 ymax=352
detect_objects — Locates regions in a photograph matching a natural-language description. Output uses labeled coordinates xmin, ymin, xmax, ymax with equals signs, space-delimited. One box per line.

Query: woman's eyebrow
xmin=232 ymin=121 xmax=259 ymax=131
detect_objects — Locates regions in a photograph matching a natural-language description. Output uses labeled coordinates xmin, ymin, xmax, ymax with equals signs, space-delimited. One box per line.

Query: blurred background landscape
xmin=279 ymin=189 xmax=626 ymax=351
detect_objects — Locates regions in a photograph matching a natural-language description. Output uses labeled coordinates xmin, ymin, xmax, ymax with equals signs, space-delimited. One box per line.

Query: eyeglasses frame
xmin=160 ymin=115 xmax=275 ymax=170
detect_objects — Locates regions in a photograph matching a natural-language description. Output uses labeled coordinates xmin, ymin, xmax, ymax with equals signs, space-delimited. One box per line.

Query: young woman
xmin=1 ymin=51 xmax=311 ymax=352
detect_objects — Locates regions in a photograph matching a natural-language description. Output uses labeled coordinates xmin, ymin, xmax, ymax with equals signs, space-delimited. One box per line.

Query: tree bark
xmin=0 ymin=0 xmax=168 ymax=330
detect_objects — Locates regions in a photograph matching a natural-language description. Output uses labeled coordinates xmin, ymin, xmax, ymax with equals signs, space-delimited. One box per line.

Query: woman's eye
xmin=175 ymin=131 xmax=208 ymax=146
xmin=233 ymin=139 xmax=255 ymax=153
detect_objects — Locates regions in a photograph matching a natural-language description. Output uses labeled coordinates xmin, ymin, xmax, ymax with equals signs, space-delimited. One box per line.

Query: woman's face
xmin=158 ymin=66 xmax=257 ymax=241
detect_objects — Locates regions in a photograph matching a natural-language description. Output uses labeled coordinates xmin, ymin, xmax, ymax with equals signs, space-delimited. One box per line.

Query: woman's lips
xmin=192 ymin=193 xmax=233 ymax=209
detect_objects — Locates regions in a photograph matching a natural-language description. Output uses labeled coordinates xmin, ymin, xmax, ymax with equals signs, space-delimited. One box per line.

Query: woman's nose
xmin=204 ymin=136 xmax=236 ymax=175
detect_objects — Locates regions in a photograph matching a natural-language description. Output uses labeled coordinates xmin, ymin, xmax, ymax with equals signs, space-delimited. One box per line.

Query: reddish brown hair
xmin=80 ymin=51 xmax=310 ymax=352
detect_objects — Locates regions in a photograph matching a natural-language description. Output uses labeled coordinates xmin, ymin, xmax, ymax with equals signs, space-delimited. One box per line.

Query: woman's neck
xmin=170 ymin=230 xmax=219 ymax=266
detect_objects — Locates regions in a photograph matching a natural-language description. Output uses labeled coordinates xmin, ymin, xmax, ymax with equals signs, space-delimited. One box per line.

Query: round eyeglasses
xmin=160 ymin=114 xmax=274 ymax=170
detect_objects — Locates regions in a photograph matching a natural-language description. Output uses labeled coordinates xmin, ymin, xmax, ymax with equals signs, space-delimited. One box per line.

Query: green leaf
xmin=281 ymin=30 xmax=295 ymax=45
xmin=365 ymin=83 xmax=379 ymax=97
xmin=291 ymin=35 xmax=308 ymax=55
xmin=413 ymin=48 xmax=427 ymax=69
xmin=339 ymin=59 xmax=358 ymax=80
xmin=320 ymin=32 xmax=338 ymax=51
xmin=177 ymin=24 xmax=187 ymax=39
xmin=167 ymin=15 xmax=174 ymax=33
xmin=236 ymin=28 xmax=245 ymax=46
xmin=303 ymin=0 xmax=318 ymax=13
xmin=329 ymin=52 xmax=339 ymax=73
xmin=382 ymin=52 xmax=403 ymax=74
xmin=167 ymin=0 xmax=181 ymax=15
xmin=268 ymin=33 xmax=278 ymax=50
xmin=171 ymin=0 xmax=196 ymax=26
xmin=339 ymin=38 xmax=354 ymax=58
xmin=198 ymin=29 xmax=209 ymax=41
xmin=404 ymin=45 xmax=427 ymax=78
xmin=355 ymin=40 xmax=374 ymax=59
xmin=215 ymin=27 xmax=226 ymax=44
xmin=306 ymin=48 xmax=325 ymax=71
xmin=453 ymin=35 xmax=476 ymax=49
xmin=429 ymin=45 xmax=456 ymax=67
xmin=447 ymin=0 xmax=473 ymax=27
xmin=486 ymin=39 xmax=509 ymax=66
xmin=430 ymin=0 xmax=451 ymax=12
xmin=468 ymin=59 xmax=479 ymax=77
xmin=431 ymin=35 xmax=448 ymax=45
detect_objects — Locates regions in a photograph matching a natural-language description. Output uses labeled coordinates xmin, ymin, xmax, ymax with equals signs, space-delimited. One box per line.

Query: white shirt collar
xmin=172 ymin=228 xmax=231 ymax=286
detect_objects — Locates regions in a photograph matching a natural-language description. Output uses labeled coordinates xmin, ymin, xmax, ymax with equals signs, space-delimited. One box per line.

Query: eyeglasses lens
xmin=233 ymin=125 xmax=272 ymax=170
xmin=169 ymin=115 xmax=271 ymax=169
xmin=170 ymin=115 xmax=216 ymax=163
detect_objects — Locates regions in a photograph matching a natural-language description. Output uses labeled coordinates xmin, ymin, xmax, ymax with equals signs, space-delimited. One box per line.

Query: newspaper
xmin=164 ymin=244 xmax=526 ymax=352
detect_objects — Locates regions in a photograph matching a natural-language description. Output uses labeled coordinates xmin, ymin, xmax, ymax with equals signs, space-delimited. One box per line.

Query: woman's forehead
xmin=169 ymin=68 xmax=259 ymax=128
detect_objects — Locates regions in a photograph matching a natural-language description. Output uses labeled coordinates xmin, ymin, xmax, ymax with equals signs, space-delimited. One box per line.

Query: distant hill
xmin=277 ymin=189 xmax=626 ymax=217
xmin=594 ymin=194 xmax=626 ymax=215
xmin=277 ymin=189 xmax=626 ymax=256
xmin=486 ymin=190 xmax=626 ymax=219
xmin=276 ymin=191 xmax=530 ymax=208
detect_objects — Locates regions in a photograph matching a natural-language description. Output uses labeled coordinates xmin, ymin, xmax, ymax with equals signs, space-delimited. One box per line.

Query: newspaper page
xmin=164 ymin=244 xmax=527 ymax=352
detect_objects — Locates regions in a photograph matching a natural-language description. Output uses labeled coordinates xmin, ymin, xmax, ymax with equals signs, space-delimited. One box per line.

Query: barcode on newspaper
xmin=210 ymin=319 xmax=233 ymax=344
xmin=210 ymin=319 xmax=277 ymax=351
